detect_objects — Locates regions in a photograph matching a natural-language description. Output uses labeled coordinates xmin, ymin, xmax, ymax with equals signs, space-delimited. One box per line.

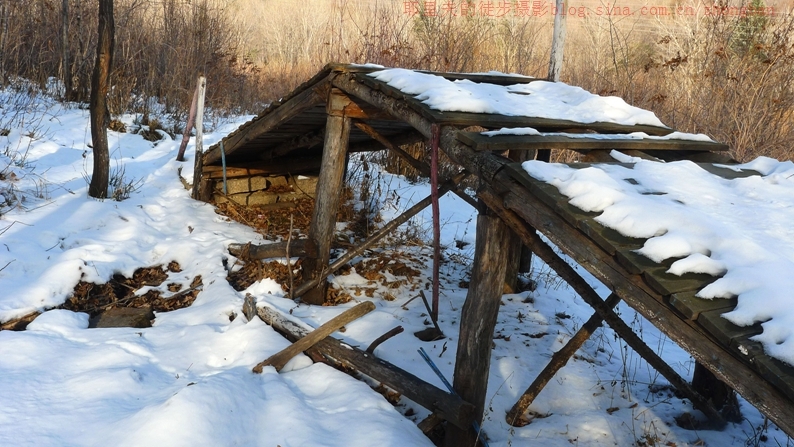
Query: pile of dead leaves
xmin=214 ymin=199 xmax=314 ymax=240
xmin=227 ymin=258 xmax=303 ymax=293
xmin=62 ymin=261 xmax=202 ymax=316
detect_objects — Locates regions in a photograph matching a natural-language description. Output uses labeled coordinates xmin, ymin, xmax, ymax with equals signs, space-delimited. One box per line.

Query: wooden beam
xmin=332 ymin=73 xmax=434 ymax=139
xmin=301 ymin=88 xmax=353 ymax=305
xmin=190 ymin=76 xmax=207 ymax=200
xmin=292 ymin=173 xmax=469 ymax=299
xmin=456 ymin=132 xmax=730 ymax=153
xmin=228 ymin=239 xmax=317 ymax=260
xmin=490 ymin=180 xmax=794 ymax=436
xmin=347 ymin=129 xmax=425 ymax=153
xmin=351 ymin=121 xmax=478 ymax=209
xmin=478 ymin=187 xmax=727 ymax=428
xmin=203 ymin=157 xmax=321 ymax=179
xmin=203 ymin=77 xmax=330 ymax=166
xmin=256 ymin=305 xmax=475 ymax=429
xmin=260 ymin=126 xmax=326 ymax=161
xmin=253 ymin=301 xmax=375 ymax=373
xmin=446 ymin=213 xmax=513 ymax=447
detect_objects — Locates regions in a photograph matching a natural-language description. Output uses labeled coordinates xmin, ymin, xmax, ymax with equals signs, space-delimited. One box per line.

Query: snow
xmin=523 ymin=154 xmax=794 ymax=366
xmin=483 ymin=127 xmax=715 ymax=142
xmin=369 ymin=68 xmax=668 ymax=127
xmin=1 ymin=87 xmax=790 ymax=446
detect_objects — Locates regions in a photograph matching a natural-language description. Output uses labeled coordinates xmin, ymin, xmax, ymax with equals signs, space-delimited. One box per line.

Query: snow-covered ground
xmin=1 ymin=88 xmax=791 ymax=446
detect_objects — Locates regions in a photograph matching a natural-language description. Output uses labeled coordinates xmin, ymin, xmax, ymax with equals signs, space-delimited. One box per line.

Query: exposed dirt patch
xmin=62 ymin=262 xmax=202 ymax=316
xmin=1 ymin=262 xmax=202 ymax=331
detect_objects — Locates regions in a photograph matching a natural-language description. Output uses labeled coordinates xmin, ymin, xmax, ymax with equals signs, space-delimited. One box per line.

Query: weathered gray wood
xmin=446 ymin=213 xmax=513 ymax=447
xmin=253 ymin=301 xmax=375 ymax=373
xmin=176 ymin=79 xmax=199 ymax=162
xmin=228 ymin=239 xmax=317 ymax=260
xmin=301 ymin=87 xmax=353 ymax=305
xmin=203 ymin=76 xmax=330 ymax=165
xmin=260 ymin=126 xmax=325 ymax=161
xmin=484 ymin=179 xmax=794 ymax=436
xmin=478 ymin=187 xmax=727 ymax=427
xmin=348 ymin=72 xmax=673 ymax=136
xmin=669 ymin=292 xmax=736 ymax=321
xmin=256 ymin=305 xmax=475 ymax=429
xmin=89 ymin=307 xmax=153 ymax=329
xmin=456 ymin=133 xmax=729 ymax=153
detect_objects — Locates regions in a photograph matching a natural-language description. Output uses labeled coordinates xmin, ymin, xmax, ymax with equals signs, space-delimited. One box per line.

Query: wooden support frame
xmin=445 ymin=212 xmax=513 ymax=447
xmin=301 ymin=87 xmax=353 ymax=305
xmin=478 ymin=187 xmax=726 ymax=427
xmin=292 ymin=173 xmax=469 ymax=299
xmin=203 ymin=76 xmax=330 ymax=166
xmin=487 ymin=179 xmax=794 ymax=435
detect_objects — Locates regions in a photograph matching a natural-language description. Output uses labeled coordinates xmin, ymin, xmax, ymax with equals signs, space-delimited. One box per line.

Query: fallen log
xmin=253 ymin=301 xmax=375 ymax=372
xmin=256 ymin=305 xmax=475 ymax=430
xmin=0 ymin=311 xmax=40 ymax=331
xmin=229 ymin=239 xmax=317 ymax=260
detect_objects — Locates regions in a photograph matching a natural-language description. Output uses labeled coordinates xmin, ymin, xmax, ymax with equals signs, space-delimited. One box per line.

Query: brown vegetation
xmin=0 ymin=0 xmax=791 ymax=160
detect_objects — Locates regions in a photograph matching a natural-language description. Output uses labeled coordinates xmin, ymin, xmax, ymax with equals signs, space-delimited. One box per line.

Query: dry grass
xmin=0 ymin=0 xmax=791 ymax=160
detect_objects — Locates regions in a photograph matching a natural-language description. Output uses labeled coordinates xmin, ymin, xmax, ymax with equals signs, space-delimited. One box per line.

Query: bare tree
xmin=88 ymin=0 xmax=114 ymax=199
xmin=61 ymin=0 xmax=72 ymax=100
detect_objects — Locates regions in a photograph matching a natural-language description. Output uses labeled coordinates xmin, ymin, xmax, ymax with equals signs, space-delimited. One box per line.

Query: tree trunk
xmin=88 ymin=0 xmax=114 ymax=199
xmin=61 ymin=0 xmax=72 ymax=101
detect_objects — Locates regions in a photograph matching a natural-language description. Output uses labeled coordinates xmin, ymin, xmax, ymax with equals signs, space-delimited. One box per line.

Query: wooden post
xmin=301 ymin=87 xmax=352 ymax=305
xmin=190 ymin=76 xmax=206 ymax=200
xmin=446 ymin=211 xmax=512 ymax=447
xmin=505 ymin=150 xmax=535 ymax=287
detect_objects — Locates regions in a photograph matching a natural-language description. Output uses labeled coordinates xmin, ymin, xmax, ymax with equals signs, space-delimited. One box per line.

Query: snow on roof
xmin=369 ymin=68 xmax=668 ymax=127
xmin=483 ymin=127 xmax=715 ymax=142
xmin=523 ymin=154 xmax=794 ymax=366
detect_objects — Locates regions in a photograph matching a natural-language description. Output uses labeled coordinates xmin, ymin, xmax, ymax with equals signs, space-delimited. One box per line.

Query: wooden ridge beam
xmin=457 ymin=132 xmax=729 ymax=152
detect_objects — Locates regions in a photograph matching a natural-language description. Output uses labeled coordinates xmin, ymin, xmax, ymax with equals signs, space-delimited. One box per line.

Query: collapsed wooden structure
xmin=197 ymin=64 xmax=794 ymax=446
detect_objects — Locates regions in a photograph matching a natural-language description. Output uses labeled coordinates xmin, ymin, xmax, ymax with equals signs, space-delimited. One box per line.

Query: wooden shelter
xmin=198 ymin=64 xmax=794 ymax=446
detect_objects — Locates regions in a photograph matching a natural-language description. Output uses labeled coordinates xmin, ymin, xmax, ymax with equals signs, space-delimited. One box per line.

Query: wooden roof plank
xmin=669 ymin=292 xmax=737 ymax=321
xmin=203 ymin=74 xmax=331 ymax=166
xmin=698 ymin=308 xmax=763 ymax=346
xmin=457 ymin=132 xmax=727 ymax=152
xmin=730 ymin=336 xmax=794 ymax=403
xmin=643 ymin=267 xmax=718 ymax=296
xmin=614 ymin=248 xmax=664 ymax=275
xmin=578 ymin=220 xmax=645 ymax=257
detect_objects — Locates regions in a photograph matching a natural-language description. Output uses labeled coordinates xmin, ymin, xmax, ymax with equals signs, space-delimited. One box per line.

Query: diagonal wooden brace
xmin=478 ymin=186 xmax=727 ymax=428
